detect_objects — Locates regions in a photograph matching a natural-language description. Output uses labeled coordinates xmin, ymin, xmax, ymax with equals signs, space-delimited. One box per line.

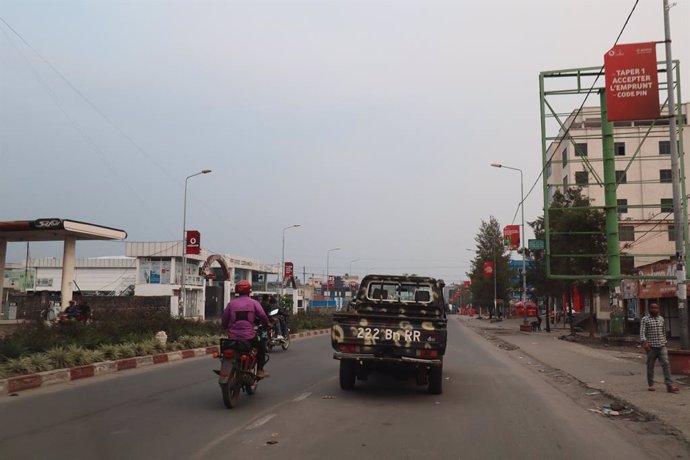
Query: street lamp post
xmin=180 ymin=169 xmax=212 ymax=317
xmin=281 ymin=224 xmax=301 ymax=297
xmin=326 ymin=247 xmax=341 ymax=301
xmin=349 ymin=258 xmax=360 ymax=275
xmin=491 ymin=163 xmax=528 ymax=324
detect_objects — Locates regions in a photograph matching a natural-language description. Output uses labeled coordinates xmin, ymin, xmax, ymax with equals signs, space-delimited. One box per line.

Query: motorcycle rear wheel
xmin=281 ymin=334 xmax=290 ymax=351
xmin=246 ymin=361 xmax=259 ymax=395
xmin=221 ymin=369 xmax=241 ymax=409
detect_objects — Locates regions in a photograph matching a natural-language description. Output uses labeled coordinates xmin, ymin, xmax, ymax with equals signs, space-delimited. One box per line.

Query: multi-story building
xmin=546 ymin=103 xmax=689 ymax=333
xmin=546 ymin=102 xmax=689 ymax=269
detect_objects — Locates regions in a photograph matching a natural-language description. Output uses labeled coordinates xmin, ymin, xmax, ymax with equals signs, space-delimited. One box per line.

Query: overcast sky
xmin=1 ymin=0 xmax=688 ymax=283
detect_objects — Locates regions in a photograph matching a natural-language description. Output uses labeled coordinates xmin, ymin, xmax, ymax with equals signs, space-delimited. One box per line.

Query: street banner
xmin=185 ymin=230 xmax=201 ymax=255
xmin=284 ymin=262 xmax=294 ymax=281
xmin=503 ymin=225 xmax=520 ymax=250
xmin=482 ymin=261 xmax=494 ymax=279
xmin=604 ymin=42 xmax=659 ymax=121
xmin=463 ymin=280 xmax=471 ymax=289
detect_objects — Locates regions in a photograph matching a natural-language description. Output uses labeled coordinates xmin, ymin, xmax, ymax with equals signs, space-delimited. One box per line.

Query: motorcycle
xmin=215 ymin=326 xmax=271 ymax=409
xmin=266 ymin=308 xmax=290 ymax=352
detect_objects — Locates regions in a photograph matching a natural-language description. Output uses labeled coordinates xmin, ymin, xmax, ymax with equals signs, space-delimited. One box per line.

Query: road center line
xmin=292 ymin=392 xmax=311 ymax=402
xmin=246 ymin=414 xmax=276 ymax=430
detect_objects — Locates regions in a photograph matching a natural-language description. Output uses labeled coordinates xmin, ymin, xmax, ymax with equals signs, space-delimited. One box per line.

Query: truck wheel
xmin=427 ymin=364 xmax=443 ymax=395
xmin=339 ymin=360 xmax=356 ymax=390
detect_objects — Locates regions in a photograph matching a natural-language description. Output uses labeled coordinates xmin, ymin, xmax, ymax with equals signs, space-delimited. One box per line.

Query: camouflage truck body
xmin=331 ymin=274 xmax=447 ymax=394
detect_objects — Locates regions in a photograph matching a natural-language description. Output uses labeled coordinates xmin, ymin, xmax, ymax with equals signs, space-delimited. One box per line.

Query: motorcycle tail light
xmin=222 ymin=350 xmax=235 ymax=359
xmin=240 ymin=354 xmax=248 ymax=362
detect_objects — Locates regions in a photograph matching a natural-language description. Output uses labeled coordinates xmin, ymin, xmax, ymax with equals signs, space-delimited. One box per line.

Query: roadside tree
xmin=468 ymin=216 xmax=515 ymax=317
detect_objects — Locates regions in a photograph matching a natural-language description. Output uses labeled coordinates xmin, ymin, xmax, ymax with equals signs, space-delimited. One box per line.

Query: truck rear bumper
xmin=333 ymin=352 xmax=442 ymax=366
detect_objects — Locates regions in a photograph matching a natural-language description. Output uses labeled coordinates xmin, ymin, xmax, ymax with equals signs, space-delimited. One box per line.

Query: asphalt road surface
xmin=0 ymin=320 xmax=681 ymax=459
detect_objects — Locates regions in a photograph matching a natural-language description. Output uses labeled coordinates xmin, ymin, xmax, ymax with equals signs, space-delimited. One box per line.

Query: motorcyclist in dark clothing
xmin=270 ymin=296 xmax=288 ymax=338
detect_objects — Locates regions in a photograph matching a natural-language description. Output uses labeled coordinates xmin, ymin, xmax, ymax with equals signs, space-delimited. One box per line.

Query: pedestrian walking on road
xmin=640 ymin=303 xmax=679 ymax=393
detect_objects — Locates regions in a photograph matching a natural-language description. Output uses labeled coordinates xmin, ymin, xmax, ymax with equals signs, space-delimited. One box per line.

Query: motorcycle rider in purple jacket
xmin=221 ymin=280 xmax=271 ymax=378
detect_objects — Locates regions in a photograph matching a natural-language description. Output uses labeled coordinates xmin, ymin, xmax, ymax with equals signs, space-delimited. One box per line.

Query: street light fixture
xmin=326 ymin=247 xmax=341 ymax=300
xmin=281 ymin=224 xmax=301 ymax=297
xmin=491 ymin=162 xmax=528 ymax=324
xmin=180 ymin=168 xmax=212 ymax=317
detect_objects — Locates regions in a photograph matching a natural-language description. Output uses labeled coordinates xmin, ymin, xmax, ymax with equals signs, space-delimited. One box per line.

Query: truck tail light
xmin=417 ymin=349 xmax=438 ymax=358
xmin=339 ymin=344 xmax=360 ymax=353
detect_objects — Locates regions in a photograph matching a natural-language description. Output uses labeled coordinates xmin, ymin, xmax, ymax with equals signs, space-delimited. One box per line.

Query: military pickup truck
xmin=331 ymin=274 xmax=448 ymax=394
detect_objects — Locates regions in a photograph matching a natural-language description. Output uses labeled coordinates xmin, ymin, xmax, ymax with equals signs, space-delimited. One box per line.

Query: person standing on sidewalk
xmin=640 ymin=303 xmax=679 ymax=393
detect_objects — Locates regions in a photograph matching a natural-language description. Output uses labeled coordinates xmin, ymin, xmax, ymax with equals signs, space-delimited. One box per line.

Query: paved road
xmin=0 ymin=320 xmax=679 ymax=459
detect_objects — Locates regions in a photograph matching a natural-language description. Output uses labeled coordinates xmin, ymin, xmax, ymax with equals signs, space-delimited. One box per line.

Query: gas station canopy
xmin=0 ymin=218 xmax=127 ymax=310
xmin=0 ymin=218 xmax=127 ymax=242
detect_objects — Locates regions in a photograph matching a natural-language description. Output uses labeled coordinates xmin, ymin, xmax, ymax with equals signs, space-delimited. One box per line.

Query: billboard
xmin=604 ymin=42 xmax=659 ymax=121
xmin=284 ymin=262 xmax=294 ymax=281
xmin=503 ymin=225 xmax=520 ymax=250
xmin=185 ymin=230 xmax=201 ymax=255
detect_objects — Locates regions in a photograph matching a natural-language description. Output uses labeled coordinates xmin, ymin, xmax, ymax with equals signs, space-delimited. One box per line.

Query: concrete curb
xmin=0 ymin=329 xmax=331 ymax=397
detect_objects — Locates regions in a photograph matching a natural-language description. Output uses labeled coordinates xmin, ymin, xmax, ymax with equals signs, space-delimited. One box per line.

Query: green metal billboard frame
xmin=538 ymin=61 xmax=686 ymax=284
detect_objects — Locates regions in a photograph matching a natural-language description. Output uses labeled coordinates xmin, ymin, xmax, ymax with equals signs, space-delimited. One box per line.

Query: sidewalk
xmin=458 ymin=315 xmax=690 ymax=443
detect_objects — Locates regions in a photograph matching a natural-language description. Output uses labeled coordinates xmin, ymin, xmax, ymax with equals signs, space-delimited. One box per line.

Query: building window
xmin=563 ymin=175 xmax=568 ymax=190
xmin=140 ymin=258 xmax=172 ymax=285
xmin=614 ymin=142 xmax=625 ymax=156
xmin=575 ymin=171 xmax=588 ymax=186
xmin=621 ymin=255 xmax=635 ymax=274
xmin=615 ymin=170 xmax=627 ymax=183
xmin=619 ymin=225 xmax=635 ymax=241
xmin=661 ymin=198 xmax=673 ymax=213
xmin=668 ymin=225 xmax=675 ymax=241
xmin=546 ymin=160 xmax=552 ymax=178
xmin=574 ymin=143 xmax=588 ymax=157
xmin=659 ymin=141 xmax=671 ymax=155
xmin=617 ymin=199 xmax=628 ymax=214
xmin=562 ymin=148 xmax=568 ymax=166
xmin=660 ymin=169 xmax=672 ymax=183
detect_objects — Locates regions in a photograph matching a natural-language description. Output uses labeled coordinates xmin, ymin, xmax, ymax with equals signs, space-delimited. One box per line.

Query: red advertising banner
xmin=284 ymin=262 xmax=294 ymax=281
xmin=503 ymin=225 xmax=520 ymax=250
xmin=482 ymin=261 xmax=494 ymax=279
xmin=463 ymin=280 xmax=471 ymax=289
xmin=604 ymin=42 xmax=659 ymax=121
xmin=185 ymin=230 xmax=201 ymax=255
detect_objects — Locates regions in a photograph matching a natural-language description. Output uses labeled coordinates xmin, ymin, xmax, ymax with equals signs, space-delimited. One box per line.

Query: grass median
xmin=0 ymin=309 xmax=334 ymax=379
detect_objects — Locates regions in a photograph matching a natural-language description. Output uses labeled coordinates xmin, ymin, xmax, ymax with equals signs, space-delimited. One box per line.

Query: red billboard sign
xmin=482 ymin=261 xmax=494 ymax=279
xmin=604 ymin=42 xmax=659 ymax=121
xmin=503 ymin=225 xmax=520 ymax=250
xmin=284 ymin=262 xmax=294 ymax=281
xmin=185 ymin=230 xmax=201 ymax=255
xmin=463 ymin=280 xmax=471 ymax=289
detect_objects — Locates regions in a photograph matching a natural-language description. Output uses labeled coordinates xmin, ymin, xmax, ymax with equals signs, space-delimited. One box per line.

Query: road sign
xmin=528 ymin=239 xmax=545 ymax=250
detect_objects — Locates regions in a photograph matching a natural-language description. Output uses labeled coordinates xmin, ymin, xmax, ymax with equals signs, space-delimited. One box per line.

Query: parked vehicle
xmin=214 ymin=326 xmax=270 ymax=409
xmin=266 ymin=308 xmax=290 ymax=352
xmin=331 ymin=274 xmax=448 ymax=394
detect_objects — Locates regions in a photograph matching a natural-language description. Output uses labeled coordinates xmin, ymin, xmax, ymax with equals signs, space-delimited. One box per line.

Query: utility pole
xmin=663 ymin=0 xmax=688 ymax=349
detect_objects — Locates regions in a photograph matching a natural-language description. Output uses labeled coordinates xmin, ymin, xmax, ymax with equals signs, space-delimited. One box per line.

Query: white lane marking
xmin=246 ymin=414 xmax=276 ymax=430
xmin=292 ymin=392 xmax=311 ymax=402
